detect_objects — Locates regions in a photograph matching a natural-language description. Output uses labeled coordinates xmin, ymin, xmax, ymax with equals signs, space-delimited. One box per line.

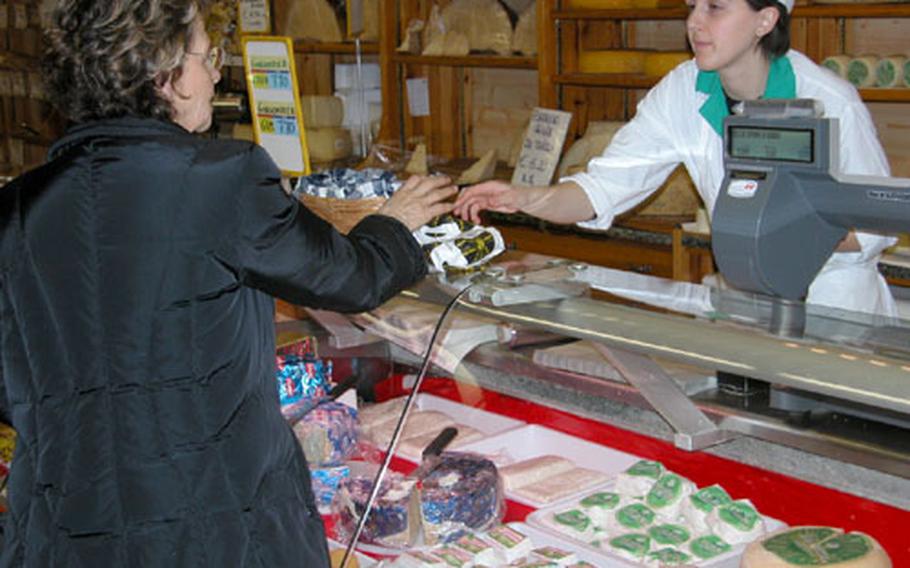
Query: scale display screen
xmin=728 ymin=126 xmax=814 ymax=163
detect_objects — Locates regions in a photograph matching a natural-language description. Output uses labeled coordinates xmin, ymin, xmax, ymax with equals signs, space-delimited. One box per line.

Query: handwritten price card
xmin=242 ymin=37 xmax=310 ymax=176
xmin=511 ymin=108 xmax=572 ymax=187
xmin=238 ymin=0 xmax=271 ymax=34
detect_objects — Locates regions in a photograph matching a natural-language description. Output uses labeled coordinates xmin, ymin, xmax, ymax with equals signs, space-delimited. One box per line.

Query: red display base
xmin=373 ymin=375 xmax=910 ymax=564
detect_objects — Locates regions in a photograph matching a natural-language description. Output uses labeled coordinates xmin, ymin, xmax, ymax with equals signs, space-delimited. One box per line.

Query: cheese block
xmin=359 ymin=397 xmax=407 ymax=434
xmin=301 ymin=95 xmax=345 ymax=129
xmin=876 ymin=56 xmax=906 ymax=88
xmin=577 ymin=490 xmax=623 ymax=525
xmin=847 ymin=56 xmax=878 ymax=88
xmin=284 ymin=0 xmax=342 ymax=42
xmin=682 ymin=484 xmax=732 ymax=533
xmin=511 ymin=2 xmax=537 ymax=56
xmin=305 ymin=127 xmax=353 ymax=163
xmin=645 ymin=547 xmax=692 ymax=566
xmin=541 ymin=509 xmax=600 ymax=542
xmin=397 ymin=424 xmax=485 ymax=458
xmin=556 ymin=121 xmax=625 ymax=178
xmin=499 ymin=455 xmax=575 ymax=491
xmin=419 ymin=452 xmax=503 ymax=544
xmin=578 ymin=50 xmax=648 ymax=74
xmin=335 ymin=471 xmax=418 ymax=546
xmin=688 ymin=534 xmax=732 ymax=561
xmin=615 ymin=459 xmax=665 ymax=496
xmin=292 ymin=401 xmax=358 ymax=466
xmin=706 ymin=498 xmax=766 ymax=544
xmin=486 ymin=524 xmax=535 ymax=563
xmin=422 ymin=30 xmax=470 ymax=56
xmin=439 ymin=0 xmax=513 ymax=56
xmin=511 ymin=466 xmax=611 ymax=505
xmin=742 ymin=526 xmax=892 ymax=568
xmin=644 ymin=472 xmax=696 ymax=520
xmin=822 ymin=55 xmax=851 ymax=79
xmin=644 ymin=51 xmax=690 ymax=78
xmin=604 ymin=502 xmax=657 ymax=535
xmin=605 ymin=533 xmax=652 ymax=562
xmin=457 ymin=148 xmax=498 ymax=185
xmin=368 ymin=410 xmax=456 ymax=448
xmin=404 ymin=143 xmax=429 ymax=175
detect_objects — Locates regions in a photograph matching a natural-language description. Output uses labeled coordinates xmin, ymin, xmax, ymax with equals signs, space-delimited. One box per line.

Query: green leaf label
xmin=691 ymin=485 xmax=732 ymax=513
xmin=648 ymin=547 xmax=692 ymax=564
xmin=553 ymin=510 xmax=591 ymax=533
xmin=718 ymin=501 xmax=759 ymax=532
xmin=617 ymin=503 xmax=655 ymax=529
xmin=648 ymin=524 xmax=691 ymax=546
xmin=646 ymin=474 xmax=682 ymax=509
xmin=609 ymin=534 xmax=651 ymax=557
xmin=625 ymin=460 xmax=663 ymax=479
xmin=580 ymin=491 xmax=620 ymax=510
xmin=762 ymin=528 xmax=873 ymax=565
xmin=690 ymin=535 xmax=732 ymax=559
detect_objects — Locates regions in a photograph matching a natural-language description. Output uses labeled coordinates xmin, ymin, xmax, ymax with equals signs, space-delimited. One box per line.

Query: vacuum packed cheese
xmin=847 ymin=56 xmax=878 ymax=88
xmin=439 ymin=0 xmax=513 ymax=55
xmin=305 ymin=127 xmax=353 ymax=163
xmin=876 ymin=55 xmax=906 ymax=87
xmin=301 ymin=95 xmax=344 ymax=129
xmin=578 ymin=50 xmax=648 ymax=74
xmin=742 ymin=526 xmax=892 ymax=568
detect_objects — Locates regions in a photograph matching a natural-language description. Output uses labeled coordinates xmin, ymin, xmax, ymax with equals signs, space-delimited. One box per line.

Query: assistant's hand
xmin=453 ymin=180 xmax=524 ymax=224
xmin=377 ymin=174 xmax=457 ymax=231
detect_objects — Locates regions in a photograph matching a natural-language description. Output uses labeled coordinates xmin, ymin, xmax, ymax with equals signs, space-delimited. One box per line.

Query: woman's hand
xmin=453 ymin=180 xmax=524 ymax=224
xmin=377 ymin=174 xmax=457 ymax=231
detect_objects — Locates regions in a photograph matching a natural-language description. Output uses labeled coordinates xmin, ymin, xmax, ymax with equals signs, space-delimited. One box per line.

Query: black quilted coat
xmin=0 ymin=117 xmax=427 ymax=566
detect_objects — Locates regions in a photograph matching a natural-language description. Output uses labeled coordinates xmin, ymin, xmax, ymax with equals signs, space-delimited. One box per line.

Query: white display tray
xmin=457 ymin=424 xmax=641 ymax=507
xmin=509 ymin=522 xmax=621 ymax=567
xmin=526 ymin=482 xmax=787 ymax=568
xmin=387 ymin=393 xmax=526 ymax=461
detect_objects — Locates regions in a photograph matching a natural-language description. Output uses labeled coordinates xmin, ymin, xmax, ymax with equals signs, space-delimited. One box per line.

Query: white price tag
xmin=511 ymin=107 xmax=572 ymax=187
xmin=727 ymin=179 xmax=759 ymax=199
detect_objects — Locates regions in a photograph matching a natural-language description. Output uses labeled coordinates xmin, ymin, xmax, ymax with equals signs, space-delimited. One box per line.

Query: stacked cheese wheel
xmin=822 ymin=54 xmax=910 ymax=88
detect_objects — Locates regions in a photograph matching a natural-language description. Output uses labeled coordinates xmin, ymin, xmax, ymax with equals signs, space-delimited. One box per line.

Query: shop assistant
xmin=455 ymin=0 xmax=898 ymax=317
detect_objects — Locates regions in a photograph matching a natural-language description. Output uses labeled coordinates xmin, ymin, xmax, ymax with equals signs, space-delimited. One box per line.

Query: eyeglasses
xmin=185 ymin=45 xmax=224 ymax=71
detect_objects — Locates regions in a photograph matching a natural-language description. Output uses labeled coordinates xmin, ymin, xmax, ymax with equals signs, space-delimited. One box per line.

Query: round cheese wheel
xmin=821 ymin=55 xmax=850 ymax=79
xmin=644 ymin=51 xmax=691 ymax=78
xmin=875 ymin=56 xmax=906 ymax=88
xmin=578 ymin=50 xmax=648 ymax=74
xmin=847 ymin=56 xmax=879 ymax=88
xmin=741 ymin=526 xmax=892 ymax=568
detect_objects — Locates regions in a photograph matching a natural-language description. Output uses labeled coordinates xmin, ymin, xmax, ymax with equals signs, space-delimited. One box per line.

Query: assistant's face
xmin=166 ymin=18 xmax=221 ymax=133
xmin=686 ymin=0 xmax=777 ymax=74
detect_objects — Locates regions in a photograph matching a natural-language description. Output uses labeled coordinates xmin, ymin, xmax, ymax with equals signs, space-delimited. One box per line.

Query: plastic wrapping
xmin=413 ymin=214 xmax=505 ymax=273
xmin=293 ymin=401 xmax=359 ymax=466
xmin=331 ymin=452 xmax=505 ymax=549
xmin=276 ymin=337 xmax=331 ymax=408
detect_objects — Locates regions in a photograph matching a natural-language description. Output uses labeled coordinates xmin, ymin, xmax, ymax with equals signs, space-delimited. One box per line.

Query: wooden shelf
xmin=554 ymin=73 xmax=658 ymax=89
xmin=293 ymin=41 xmax=379 ymax=55
xmin=553 ymin=4 xmax=910 ymax=20
xmin=858 ymin=88 xmax=910 ymax=102
xmin=392 ymin=53 xmax=537 ymax=69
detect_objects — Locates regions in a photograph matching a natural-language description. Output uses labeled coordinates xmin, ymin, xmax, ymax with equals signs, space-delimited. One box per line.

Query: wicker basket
xmin=300 ymin=194 xmax=387 ymax=234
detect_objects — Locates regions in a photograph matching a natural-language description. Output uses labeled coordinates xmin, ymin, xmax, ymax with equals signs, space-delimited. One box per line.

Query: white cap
xmin=778 ymin=0 xmax=794 ymax=12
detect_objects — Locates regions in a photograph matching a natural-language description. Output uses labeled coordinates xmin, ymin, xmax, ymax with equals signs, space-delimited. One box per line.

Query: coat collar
xmin=696 ymin=55 xmax=796 ymax=135
xmin=49 ymin=117 xmax=190 ymax=160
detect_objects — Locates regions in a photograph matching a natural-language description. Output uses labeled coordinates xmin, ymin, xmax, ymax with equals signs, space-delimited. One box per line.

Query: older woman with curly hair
xmin=0 ymin=1 xmax=454 ymax=566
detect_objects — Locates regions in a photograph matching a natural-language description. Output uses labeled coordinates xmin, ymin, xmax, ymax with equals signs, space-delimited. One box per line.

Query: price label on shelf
xmin=238 ymin=0 xmax=271 ymax=34
xmin=511 ymin=107 xmax=572 ymax=188
xmin=242 ymin=37 xmax=310 ymax=176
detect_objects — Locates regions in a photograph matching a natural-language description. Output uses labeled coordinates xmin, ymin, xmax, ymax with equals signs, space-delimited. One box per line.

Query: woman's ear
xmin=757 ymin=6 xmax=780 ymax=37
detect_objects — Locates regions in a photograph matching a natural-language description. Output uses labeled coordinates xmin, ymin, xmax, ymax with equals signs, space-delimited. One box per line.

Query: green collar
xmin=696 ymin=56 xmax=796 ymax=135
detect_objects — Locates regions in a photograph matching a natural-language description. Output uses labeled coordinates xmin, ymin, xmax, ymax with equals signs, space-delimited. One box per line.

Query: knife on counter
xmin=284 ymin=373 xmax=361 ymax=427
xmin=407 ymin=426 xmax=459 ymax=482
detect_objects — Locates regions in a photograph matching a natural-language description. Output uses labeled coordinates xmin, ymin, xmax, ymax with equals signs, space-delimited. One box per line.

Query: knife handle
xmin=422 ymin=426 xmax=458 ymax=460
xmin=328 ymin=374 xmax=359 ymax=401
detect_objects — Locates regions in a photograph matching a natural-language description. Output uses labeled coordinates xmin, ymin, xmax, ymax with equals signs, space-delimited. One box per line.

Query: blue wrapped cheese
xmin=335 ymin=471 xmax=418 ymax=547
xmin=310 ymin=464 xmax=351 ymax=512
xmin=419 ymin=452 xmax=503 ymax=545
xmin=293 ymin=402 xmax=358 ymax=467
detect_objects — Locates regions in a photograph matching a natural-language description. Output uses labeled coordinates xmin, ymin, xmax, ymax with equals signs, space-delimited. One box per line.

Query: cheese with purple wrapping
xmin=419 ymin=452 xmax=504 ymax=545
xmin=334 ymin=471 xmax=419 ymax=547
xmin=292 ymin=401 xmax=358 ymax=466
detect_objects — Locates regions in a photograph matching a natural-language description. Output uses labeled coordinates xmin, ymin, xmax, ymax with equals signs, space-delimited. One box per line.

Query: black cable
xmin=339 ymin=283 xmax=474 ymax=568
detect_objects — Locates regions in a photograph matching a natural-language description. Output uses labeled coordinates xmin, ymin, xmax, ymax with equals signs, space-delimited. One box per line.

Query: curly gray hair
xmin=42 ymin=0 xmax=205 ymax=123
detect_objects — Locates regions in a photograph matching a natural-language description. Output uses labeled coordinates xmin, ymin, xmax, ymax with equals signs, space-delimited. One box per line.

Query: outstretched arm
xmin=453 ymin=179 xmax=595 ymax=225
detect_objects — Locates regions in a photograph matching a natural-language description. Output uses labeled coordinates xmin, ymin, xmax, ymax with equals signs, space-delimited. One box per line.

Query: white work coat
xmin=566 ymin=50 xmax=898 ymax=317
